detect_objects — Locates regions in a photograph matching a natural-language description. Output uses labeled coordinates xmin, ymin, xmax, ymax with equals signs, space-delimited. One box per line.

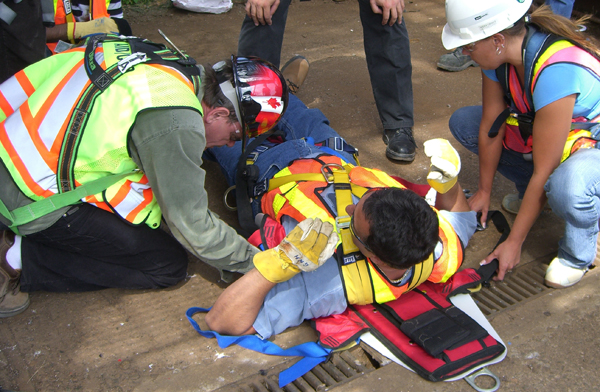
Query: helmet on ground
xmin=230 ymin=56 xmax=288 ymax=140
xmin=442 ymin=0 xmax=532 ymax=50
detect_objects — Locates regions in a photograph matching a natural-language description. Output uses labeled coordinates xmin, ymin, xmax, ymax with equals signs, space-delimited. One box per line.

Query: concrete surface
xmin=1 ymin=0 xmax=599 ymax=391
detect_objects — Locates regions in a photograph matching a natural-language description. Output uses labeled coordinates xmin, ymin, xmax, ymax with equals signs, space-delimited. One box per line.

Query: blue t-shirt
xmin=483 ymin=61 xmax=600 ymax=120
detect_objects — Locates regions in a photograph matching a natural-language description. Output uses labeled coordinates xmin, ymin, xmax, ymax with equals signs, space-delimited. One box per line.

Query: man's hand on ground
xmin=253 ymin=218 xmax=339 ymax=283
xmin=246 ymin=0 xmax=280 ymax=26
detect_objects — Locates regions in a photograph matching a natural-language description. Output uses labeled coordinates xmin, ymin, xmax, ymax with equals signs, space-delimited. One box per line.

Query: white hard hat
xmin=441 ymin=0 xmax=532 ymax=50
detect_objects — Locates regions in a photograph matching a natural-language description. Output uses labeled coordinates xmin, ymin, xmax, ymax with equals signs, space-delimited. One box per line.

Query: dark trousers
xmin=358 ymin=0 xmax=414 ymax=130
xmin=4 ymin=204 xmax=188 ymax=292
xmin=237 ymin=0 xmax=291 ymax=68
xmin=236 ymin=0 xmax=414 ymax=130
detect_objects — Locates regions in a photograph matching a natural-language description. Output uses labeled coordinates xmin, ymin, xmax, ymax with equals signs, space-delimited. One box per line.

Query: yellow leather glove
xmin=74 ymin=17 xmax=119 ymax=39
xmin=423 ymin=138 xmax=461 ymax=194
xmin=253 ymin=218 xmax=339 ymax=283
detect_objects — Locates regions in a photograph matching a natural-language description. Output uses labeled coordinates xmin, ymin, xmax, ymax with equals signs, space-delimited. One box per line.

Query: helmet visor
xmin=232 ymin=56 xmax=288 ymax=139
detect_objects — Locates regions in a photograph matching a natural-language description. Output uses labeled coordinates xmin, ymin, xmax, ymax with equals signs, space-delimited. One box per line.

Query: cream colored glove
xmin=74 ymin=17 xmax=119 ymax=39
xmin=423 ymin=138 xmax=461 ymax=194
xmin=253 ymin=218 xmax=339 ymax=283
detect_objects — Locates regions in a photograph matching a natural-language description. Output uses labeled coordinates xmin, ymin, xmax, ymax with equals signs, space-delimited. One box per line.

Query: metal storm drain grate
xmin=473 ymin=260 xmax=551 ymax=320
xmin=215 ymin=345 xmax=387 ymax=392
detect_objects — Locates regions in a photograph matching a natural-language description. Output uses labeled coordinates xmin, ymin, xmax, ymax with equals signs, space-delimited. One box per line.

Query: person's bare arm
xmin=468 ymin=73 xmax=510 ymax=227
xmin=435 ymin=181 xmax=470 ymax=212
xmin=206 ymin=269 xmax=275 ymax=335
xmin=482 ymin=95 xmax=576 ymax=280
xmin=46 ymin=25 xmax=69 ymax=42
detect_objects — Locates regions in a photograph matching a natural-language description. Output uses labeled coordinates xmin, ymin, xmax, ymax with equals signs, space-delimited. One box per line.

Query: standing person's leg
xmin=19 ymin=204 xmax=188 ymax=292
xmin=544 ymin=0 xmax=575 ymax=19
xmin=544 ymin=148 xmax=600 ymax=287
xmin=358 ymin=0 xmax=415 ymax=162
xmin=449 ymin=105 xmax=534 ymax=199
xmin=237 ymin=0 xmax=292 ymax=67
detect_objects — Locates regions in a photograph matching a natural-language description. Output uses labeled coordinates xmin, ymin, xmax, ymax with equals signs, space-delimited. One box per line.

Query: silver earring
xmin=496 ymin=47 xmax=502 ymax=55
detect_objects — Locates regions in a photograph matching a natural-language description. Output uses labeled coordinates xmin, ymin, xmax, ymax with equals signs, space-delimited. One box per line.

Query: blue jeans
xmin=450 ymin=105 xmax=600 ymax=269
xmin=449 ymin=106 xmax=534 ymax=198
xmin=545 ymin=0 xmax=574 ymax=18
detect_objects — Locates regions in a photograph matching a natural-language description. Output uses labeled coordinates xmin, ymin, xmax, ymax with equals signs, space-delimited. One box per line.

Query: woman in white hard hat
xmin=444 ymin=0 xmax=600 ymax=288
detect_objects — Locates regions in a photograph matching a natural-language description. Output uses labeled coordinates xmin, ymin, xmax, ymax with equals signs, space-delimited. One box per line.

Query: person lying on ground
xmin=203 ymin=95 xmax=477 ymax=338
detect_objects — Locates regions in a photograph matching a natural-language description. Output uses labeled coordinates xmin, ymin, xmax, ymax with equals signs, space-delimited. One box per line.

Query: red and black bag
xmin=352 ymin=274 xmax=505 ymax=382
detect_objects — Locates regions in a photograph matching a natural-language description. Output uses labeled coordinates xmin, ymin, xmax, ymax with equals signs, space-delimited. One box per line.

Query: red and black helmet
xmin=231 ymin=56 xmax=289 ymax=139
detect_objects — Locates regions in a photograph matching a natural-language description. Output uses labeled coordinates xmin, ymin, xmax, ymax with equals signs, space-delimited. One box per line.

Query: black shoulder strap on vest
xmin=235 ymin=130 xmax=284 ymax=236
xmin=58 ymin=35 xmax=201 ymax=192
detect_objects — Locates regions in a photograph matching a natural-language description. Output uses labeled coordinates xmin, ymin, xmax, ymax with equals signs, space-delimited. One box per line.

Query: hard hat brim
xmin=441 ymin=23 xmax=476 ymax=50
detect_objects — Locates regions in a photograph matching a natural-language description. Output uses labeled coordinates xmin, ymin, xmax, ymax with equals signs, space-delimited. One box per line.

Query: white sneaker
xmin=544 ymin=257 xmax=587 ymax=289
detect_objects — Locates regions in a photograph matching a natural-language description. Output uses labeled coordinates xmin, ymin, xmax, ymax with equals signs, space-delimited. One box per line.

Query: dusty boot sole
xmin=386 ymin=147 xmax=415 ymax=162
xmin=0 ymin=294 xmax=30 ymax=318
xmin=437 ymin=59 xmax=478 ymax=72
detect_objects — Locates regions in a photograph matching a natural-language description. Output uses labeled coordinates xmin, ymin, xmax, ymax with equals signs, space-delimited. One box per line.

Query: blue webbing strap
xmin=186 ymin=307 xmax=332 ymax=387
xmin=306 ymin=137 xmax=353 ymax=163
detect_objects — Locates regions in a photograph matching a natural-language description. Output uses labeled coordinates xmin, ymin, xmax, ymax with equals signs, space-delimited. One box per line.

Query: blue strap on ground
xmin=186 ymin=307 xmax=332 ymax=387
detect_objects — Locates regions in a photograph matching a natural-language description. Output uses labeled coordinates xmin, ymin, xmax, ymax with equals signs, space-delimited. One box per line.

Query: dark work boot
xmin=383 ymin=128 xmax=416 ymax=162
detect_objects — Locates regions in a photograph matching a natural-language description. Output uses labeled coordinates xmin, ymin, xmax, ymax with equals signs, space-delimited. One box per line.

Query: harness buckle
xmin=253 ymin=180 xmax=268 ymax=198
xmin=320 ymin=163 xmax=344 ymax=184
xmin=117 ymin=52 xmax=148 ymax=73
xmin=336 ymin=215 xmax=351 ymax=229
xmin=246 ymin=151 xmax=259 ymax=164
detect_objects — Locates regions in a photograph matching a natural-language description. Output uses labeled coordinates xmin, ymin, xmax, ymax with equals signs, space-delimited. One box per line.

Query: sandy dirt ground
xmin=1 ymin=1 xmax=599 ymax=391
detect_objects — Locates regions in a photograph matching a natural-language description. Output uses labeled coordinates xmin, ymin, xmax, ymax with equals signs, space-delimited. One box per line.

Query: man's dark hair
xmin=202 ymin=60 xmax=238 ymax=123
xmin=362 ymin=188 xmax=439 ymax=269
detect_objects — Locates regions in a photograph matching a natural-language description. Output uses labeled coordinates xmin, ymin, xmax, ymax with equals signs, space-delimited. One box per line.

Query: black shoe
xmin=383 ymin=128 xmax=416 ymax=162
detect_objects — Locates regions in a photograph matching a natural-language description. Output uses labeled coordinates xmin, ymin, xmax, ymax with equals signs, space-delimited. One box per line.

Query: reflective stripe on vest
xmin=503 ymin=40 xmax=600 ymax=160
xmin=261 ymin=155 xmax=463 ymax=306
xmin=0 ymin=40 xmax=202 ymax=228
xmin=91 ymin=0 xmax=110 ymax=19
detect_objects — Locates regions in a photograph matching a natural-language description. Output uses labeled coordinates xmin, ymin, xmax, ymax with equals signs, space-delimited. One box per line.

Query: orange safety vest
xmin=53 ymin=0 xmax=110 ymax=24
xmin=499 ymin=37 xmax=600 ymax=161
xmin=261 ymin=155 xmax=464 ymax=305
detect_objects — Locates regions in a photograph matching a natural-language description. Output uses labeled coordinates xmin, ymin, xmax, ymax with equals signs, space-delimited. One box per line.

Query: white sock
xmin=6 ymin=235 xmax=22 ymax=270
